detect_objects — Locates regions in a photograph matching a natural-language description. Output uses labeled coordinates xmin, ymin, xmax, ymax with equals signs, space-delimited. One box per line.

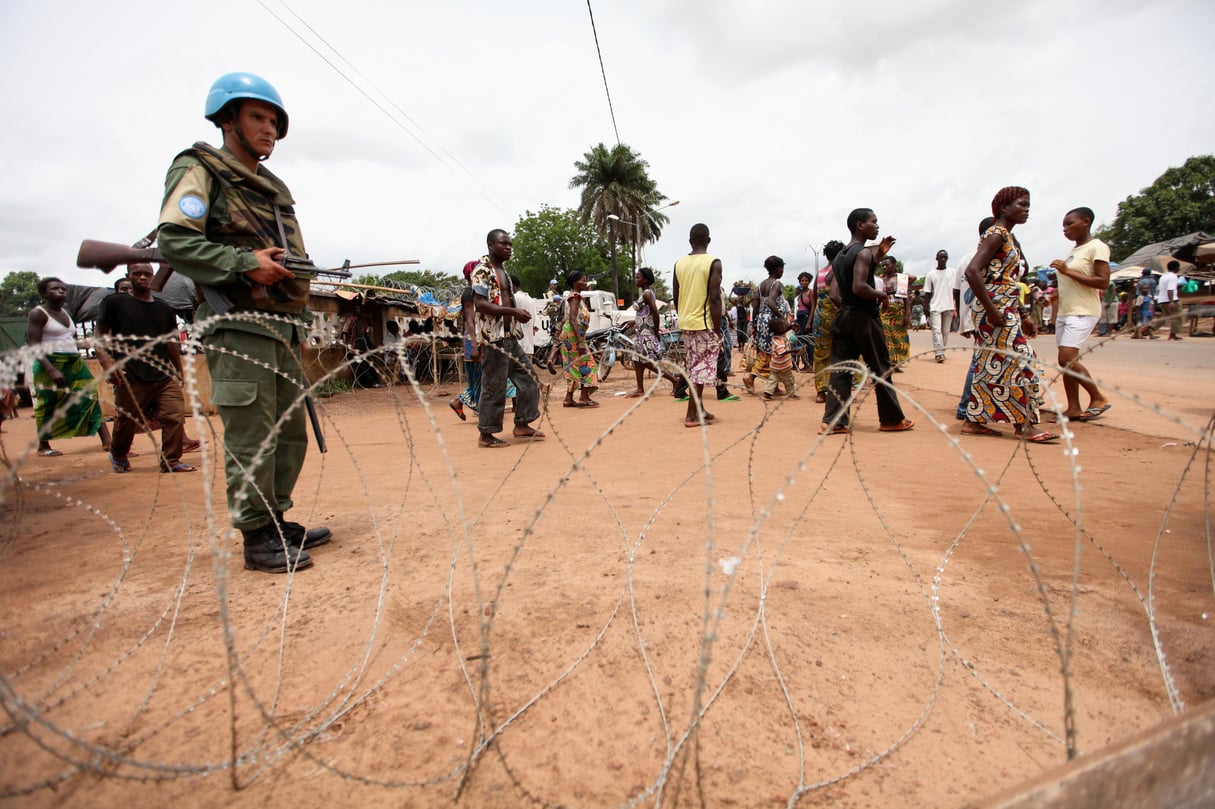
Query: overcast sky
xmin=2 ymin=0 xmax=1213 ymax=294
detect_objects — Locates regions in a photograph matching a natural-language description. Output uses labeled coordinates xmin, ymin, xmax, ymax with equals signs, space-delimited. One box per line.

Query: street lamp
xmin=608 ymin=201 xmax=680 ymax=303
xmin=807 ymin=243 xmax=823 ymax=273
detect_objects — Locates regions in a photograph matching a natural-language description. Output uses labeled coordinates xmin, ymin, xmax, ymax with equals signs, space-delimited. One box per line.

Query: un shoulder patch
xmin=178 ymin=195 xmax=207 ymax=219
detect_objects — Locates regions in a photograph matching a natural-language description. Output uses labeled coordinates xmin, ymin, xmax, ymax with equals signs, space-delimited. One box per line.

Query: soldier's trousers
xmin=205 ymin=328 xmax=307 ymax=531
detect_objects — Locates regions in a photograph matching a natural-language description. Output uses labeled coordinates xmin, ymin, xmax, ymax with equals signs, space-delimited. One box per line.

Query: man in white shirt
xmin=1155 ymin=261 xmax=1183 ymax=341
xmin=511 ymin=274 xmax=539 ymax=356
xmin=1048 ymin=206 xmax=1112 ymax=420
xmin=921 ymin=249 xmax=959 ymax=362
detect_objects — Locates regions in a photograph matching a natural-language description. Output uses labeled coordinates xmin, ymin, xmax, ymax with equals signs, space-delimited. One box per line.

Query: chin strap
xmin=234 ymin=125 xmax=271 ymax=162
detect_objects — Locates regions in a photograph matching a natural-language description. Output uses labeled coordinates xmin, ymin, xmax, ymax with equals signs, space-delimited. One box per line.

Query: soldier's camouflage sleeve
xmin=157 ymin=157 xmax=258 ymax=286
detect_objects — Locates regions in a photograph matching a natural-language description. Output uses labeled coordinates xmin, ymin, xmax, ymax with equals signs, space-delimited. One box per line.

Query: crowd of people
xmin=502 ymin=189 xmax=1137 ymax=445
xmin=16 ymin=70 xmax=1202 ymax=579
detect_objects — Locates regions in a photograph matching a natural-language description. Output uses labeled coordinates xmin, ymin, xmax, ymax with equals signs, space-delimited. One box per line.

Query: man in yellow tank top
xmin=671 ymin=223 xmax=724 ymax=428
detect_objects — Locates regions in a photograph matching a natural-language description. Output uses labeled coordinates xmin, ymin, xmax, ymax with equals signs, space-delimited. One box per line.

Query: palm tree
xmin=570 ymin=143 xmax=670 ymax=302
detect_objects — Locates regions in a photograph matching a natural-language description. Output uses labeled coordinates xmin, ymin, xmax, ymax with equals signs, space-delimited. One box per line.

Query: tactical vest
xmin=185 ymin=142 xmax=311 ymax=314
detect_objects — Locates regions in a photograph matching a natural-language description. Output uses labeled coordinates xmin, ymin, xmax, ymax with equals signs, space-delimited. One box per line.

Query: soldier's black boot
xmin=274 ymin=511 xmax=333 ymax=550
xmin=243 ymin=523 xmax=313 ymax=573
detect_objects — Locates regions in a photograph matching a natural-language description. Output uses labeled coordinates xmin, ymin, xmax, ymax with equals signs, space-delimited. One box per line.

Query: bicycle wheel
xmin=598 ymin=340 xmax=615 ymax=380
xmin=617 ymin=334 xmax=637 ymax=371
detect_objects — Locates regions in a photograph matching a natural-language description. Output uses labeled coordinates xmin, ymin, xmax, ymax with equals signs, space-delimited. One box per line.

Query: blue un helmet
xmin=204 ymin=72 xmax=289 ymax=139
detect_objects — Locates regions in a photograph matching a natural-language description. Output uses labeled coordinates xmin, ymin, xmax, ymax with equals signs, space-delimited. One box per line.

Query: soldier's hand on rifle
xmin=246 ymin=247 xmax=294 ymax=285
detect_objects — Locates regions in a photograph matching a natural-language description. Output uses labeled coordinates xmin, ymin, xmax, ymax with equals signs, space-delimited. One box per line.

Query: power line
xmin=256 ymin=0 xmax=515 ymax=219
xmin=585 ymin=0 xmax=621 ymax=145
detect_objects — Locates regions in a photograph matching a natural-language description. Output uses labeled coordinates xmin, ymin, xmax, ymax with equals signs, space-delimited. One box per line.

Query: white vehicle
xmin=581 ymin=290 xmax=635 ymax=332
xmin=532 ymin=290 xmax=635 ymax=349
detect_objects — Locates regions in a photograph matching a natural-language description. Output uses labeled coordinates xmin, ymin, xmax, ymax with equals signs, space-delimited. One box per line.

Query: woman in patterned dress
xmin=960 ymin=187 xmax=1057 ymax=442
xmin=878 ymin=256 xmax=910 ymax=370
xmin=628 ymin=268 xmax=678 ymax=397
xmin=26 ymin=276 xmax=111 ymax=456
xmin=811 ymin=240 xmax=845 ymax=402
xmin=742 ymin=256 xmax=789 ymax=394
xmin=560 ymin=270 xmax=599 ymax=408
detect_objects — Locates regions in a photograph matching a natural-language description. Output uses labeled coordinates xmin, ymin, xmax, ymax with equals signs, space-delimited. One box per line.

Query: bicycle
xmin=790 ymin=332 xmax=814 ymax=372
xmin=585 ymin=324 xmax=637 ymax=381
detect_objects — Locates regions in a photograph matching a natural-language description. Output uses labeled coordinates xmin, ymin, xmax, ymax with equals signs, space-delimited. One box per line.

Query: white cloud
xmin=1 ymin=0 xmax=1212 ymax=292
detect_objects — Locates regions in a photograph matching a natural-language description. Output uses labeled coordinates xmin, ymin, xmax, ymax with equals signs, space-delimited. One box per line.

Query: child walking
xmin=764 ymin=318 xmax=798 ymax=400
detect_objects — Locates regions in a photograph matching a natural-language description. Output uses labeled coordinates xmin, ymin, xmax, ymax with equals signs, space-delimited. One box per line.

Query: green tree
xmin=1096 ymin=155 xmax=1215 ymax=261
xmin=569 ymin=143 xmax=670 ymax=304
xmin=0 ymin=271 xmax=41 ymax=317
xmin=648 ymin=273 xmax=672 ymax=302
xmin=509 ymin=205 xmax=612 ymax=296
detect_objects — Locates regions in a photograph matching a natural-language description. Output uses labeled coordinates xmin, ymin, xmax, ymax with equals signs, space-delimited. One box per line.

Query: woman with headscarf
xmin=25 ymin=276 xmax=111 ymax=456
xmin=960 ymin=187 xmax=1057 ymax=442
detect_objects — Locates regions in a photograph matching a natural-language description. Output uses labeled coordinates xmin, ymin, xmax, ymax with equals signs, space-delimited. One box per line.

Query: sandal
xmin=37 ymin=448 xmax=63 ymax=457
xmin=182 ymin=440 xmax=201 ymax=453
xmin=818 ymin=423 xmax=849 ymax=436
xmin=513 ymin=429 xmax=546 ymax=440
xmin=580 ymin=400 xmax=600 ymax=408
xmin=563 ymin=400 xmax=588 ymax=408
xmin=449 ymin=398 xmax=466 ymax=421
xmin=110 ymin=453 xmax=131 ymax=473
xmin=961 ymin=424 xmax=1001 ymax=437
xmin=879 ymin=418 xmax=916 ymax=432
xmin=163 ymin=462 xmax=196 ymax=473
xmin=478 ymin=436 xmax=510 ymax=448
xmin=1023 ymin=431 xmax=1060 ymax=444
xmin=1073 ymin=403 xmax=1111 ymax=421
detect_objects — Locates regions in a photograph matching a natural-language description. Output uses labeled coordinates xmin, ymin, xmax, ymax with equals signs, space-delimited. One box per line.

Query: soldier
xmin=157 ymin=72 xmax=331 ymax=573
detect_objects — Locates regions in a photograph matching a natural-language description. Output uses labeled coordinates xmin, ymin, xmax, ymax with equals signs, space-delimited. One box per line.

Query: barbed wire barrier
xmin=1 ymin=315 xmax=1212 ymax=807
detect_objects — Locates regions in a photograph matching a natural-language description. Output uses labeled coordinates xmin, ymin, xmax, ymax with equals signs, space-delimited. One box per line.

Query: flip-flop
xmin=818 ymin=423 xmax=849 ymax=436
xmin=1024 ymin=431 xmax=1060 ymax=444
xmin=449 ymin=399 xmax=466 ymax=421
xmin=1075 ymin=404 xmax=1111 ymax=421
xmin=580 ymin=400 xmax=600 ymax=408
xmin=37 ymin=448 xmax=63 ymax=457
xmin=879 ymin=418 xmax=916 ymax=432
xmin=961 ymin=424 xmax=1001 ymax=437
xmin=513 ymin=429 xmax=546 ymax=441
xmin=563 ymin=401 xmax=588 ymax=408
xmin=163 ymin=462 xmax=196 ymax=473
xmin=625 ymin=391 xmax=646 ymax=398
xmin=182 ymin=440 xmax=201 ymax=453
xmin=742 ymin=375 xmax=755 ymax=393
xmin=478 ymin=437 xmax=510 ymax=448
xmin=110 ymin=453 xmax=131 ymax=473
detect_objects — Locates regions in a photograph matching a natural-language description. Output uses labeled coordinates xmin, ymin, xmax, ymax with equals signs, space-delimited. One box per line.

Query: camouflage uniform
xmin=158 ymin=142 xmax=311 ymax=532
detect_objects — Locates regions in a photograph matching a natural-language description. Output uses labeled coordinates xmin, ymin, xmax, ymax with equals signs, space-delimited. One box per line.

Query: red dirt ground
xmin=1 ymin=330 xmax=1212 ymax=807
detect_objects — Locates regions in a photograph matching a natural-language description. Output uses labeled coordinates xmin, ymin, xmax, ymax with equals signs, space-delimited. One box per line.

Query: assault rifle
xmin=78 ymin=238 xmax=369 ymax=455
